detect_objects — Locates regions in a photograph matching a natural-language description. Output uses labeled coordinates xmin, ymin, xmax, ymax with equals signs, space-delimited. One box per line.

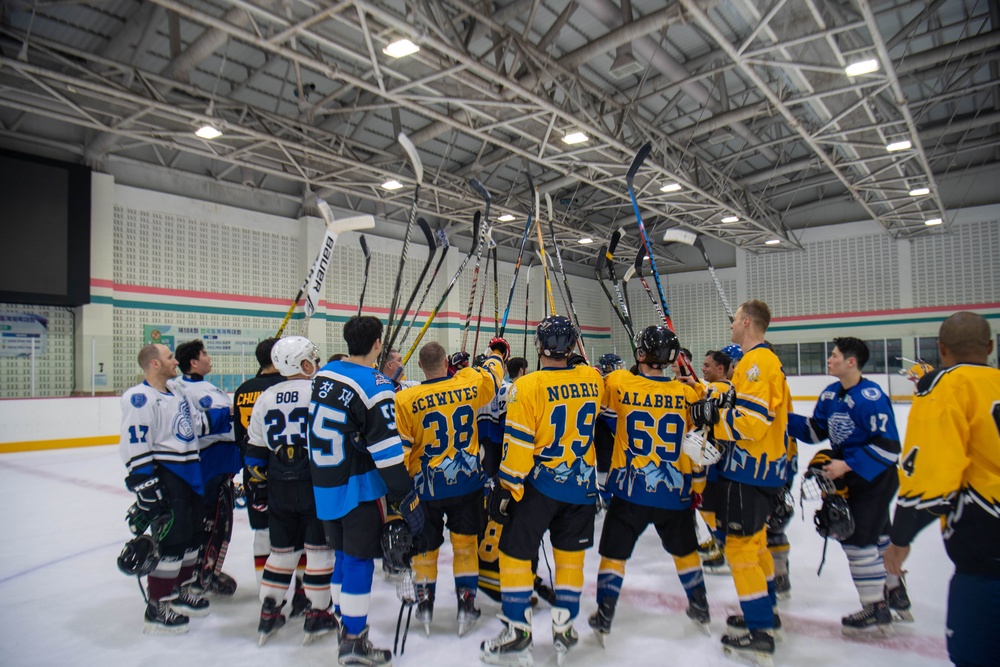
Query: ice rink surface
xmin=0 ymin=402 xmax=952 ymax=666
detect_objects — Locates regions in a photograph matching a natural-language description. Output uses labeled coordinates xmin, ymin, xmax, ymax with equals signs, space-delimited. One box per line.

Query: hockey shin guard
xmin=339 ymin=554 xmax=375 ymax=636
xmin=726 ymin=531 xmax=774 ymax=631
xmin=553 ymin=548 xmax=585 ymax=620
xmin=303 ymin=543 xmax=335 ymax=611
xmin=673 ymin=552 xmax=706 ymax=599
xmin=450 ymin=533 xmax=479 ymax=593
xmin=596 ymin=557 xmax=625 ymax=605
xmin=499 ymin=552 xmax=534 ymax=624
xmin=843 ymin=544 xmax=887 ymax=605
xmin=260 ymin=547 xmax=297 ymax=603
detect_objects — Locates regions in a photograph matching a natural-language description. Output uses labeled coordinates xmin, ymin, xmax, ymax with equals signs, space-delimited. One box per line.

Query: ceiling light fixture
xmin=382 ymin=39 xmax=419 ymax=58
xmin=578 ymin=237 xmax=594 ymax=244
xmin=924 ymin=218 xmax=943 ymax=226
xmin=765 ymin=238 xmax=781 ymax=245
xmin=721 ymin=215 xmax=739 ymax=223
xmin=195 ymin=125 xmax=222 ymax=140
xmin=844 ymin=59 xmax=880 ymax=76
xmin=660 ymin=182 xmax=682 ymax=193
xmin=381 ymin=180 xmax=403 ymax=190
xmin=498 ymin=214 xmax=516 ymax=222
xmin=886 ymin=139 xmax=912 ymax=152
xmin=908 ymin=187 xmax=930 ymax=197
xmin=562 ymin=132 xmax=589 ymax=145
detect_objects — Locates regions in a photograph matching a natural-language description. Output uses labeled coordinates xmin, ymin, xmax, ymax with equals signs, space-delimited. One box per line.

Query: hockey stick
xmin=532 ymin=194 xmax=558 ymax=317
xmin=605 ymin=228 xmax=634 ymax=334
xmin=491 ymin=228 xmax=500 ymax=336
xmin=357 ymin=235 xmax=372 ymax=317
xmin=620 ymin=262 xmax=636 ymax=322
xmin=397 ymin=230 xmax=450 ymax=349
xmin=473 ymin=230 xmax=495 ymax=354
xmin=546 ymin=193 xmax=587 ymax=359
xmin=663 ymin=228 xmax=734 ymax=322
xmin=402 ymin=210 xmax=483 ymax=364
xmin=381 ymin=132 xmax=424 ymax=365
xmin=627 ymin=143 xmax=697 ymax=378
xmin=276 ymin=207 xmax=375 ymax=338
xmin=522 ymin=257 xmax=533 ymax=358
xmin=384 ymin=217 xmax=437 ymax=359
xmin=498 ymin=170 xmax=537 ymax=337
xmin=595 ymin=244 xmax=636 ymax=351
xmin=462 ymin=179 xmax=493 ymax=353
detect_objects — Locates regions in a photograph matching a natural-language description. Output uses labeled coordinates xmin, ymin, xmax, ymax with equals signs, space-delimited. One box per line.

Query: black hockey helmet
xmin=380 ymin=519 xmax=415 ymax=576
xmin=535 ymin=316 xmax=578 ymax=359
xmin=814 ymin=494 xmax=855 ymax=542
xmin=118 ymin=535 xmax=160 ymax=577
xmin=634 ymin=325 xmax=680 ymax=369
xmin=766 ymin=487 xmax=795 ymax=533
xmin=598 ymin=353 xmax=624 ymax=375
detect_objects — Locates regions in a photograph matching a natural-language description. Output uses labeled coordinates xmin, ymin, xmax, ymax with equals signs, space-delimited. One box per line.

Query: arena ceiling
xmin=2 ymin=0 xmax=998 ymax=272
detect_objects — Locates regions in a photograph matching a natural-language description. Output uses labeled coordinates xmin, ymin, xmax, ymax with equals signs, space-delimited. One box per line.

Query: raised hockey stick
xmin=605 ymin=228 xmax=634 ymax=333
xmin=357 ymin=235 xmax=372 ymax=317
xmin=620 ymin=262 xmax=636 ymax=322
xmin=381 ymin=132 xmax=424 ymax=366
xmin=462 ymin=179 xmax=493 ymax=352
xmin=384 ymin=217 xmax=437 ymax=358
xmin=522 ymin=257 xmax=533 ymax=358
xmin=402 ymin=210 xmax=483 ymax=364
xmin=491 ymin=228 xmax=500 ymax=335
xmin=546 ymin=193 xmax=587 ymax=360
xmin=532 ymin=194 xmax=558 ymax=317
xmin=663 ymin=228 xmax=734 ymax=322
xmin=498 ymin=171 xmax=537 ymax=337
xmin=627 ymin=143 xmax=697 ymax=378
xmin=397 ymin=230 xmax=450 ymax=349
xmin=473 ymin=230 xmax=495 ymax=354
xmin=595 ymin=244 xmax=636 ymax=352
xmin=276 ymin=207 xmax=375 ymax=338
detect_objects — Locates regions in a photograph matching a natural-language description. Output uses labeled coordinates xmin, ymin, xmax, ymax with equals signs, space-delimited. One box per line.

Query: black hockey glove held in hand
xmin=486 ymin=478 xmax=513 ymax=526
xmin=129 ymin=475 xmax=170 ymax=522
xmin=690 ymin=399 xmax=721 ymax=428
xmin=245 ymin=465 xmax=268 ymax=512
xmin=488 ymin=337 xmax=511 ymax=362
xmin=398 ymin=488 xmax=425 ymax=537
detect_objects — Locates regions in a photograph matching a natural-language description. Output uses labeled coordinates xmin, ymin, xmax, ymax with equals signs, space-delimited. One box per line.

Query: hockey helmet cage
xmin=118 ymin=534 xmax=160 ymax=577
xmin=721 ymin=344 xmax=744 ymax=364
xmin=766 ymin=487 xmax=795 ymax=533
xmin=271 ymin=336 xmax=321 ymax=378
xmin=598 ymin=353 xmax=624 ymax=374
xmin=380 ymin=519 xmax=415 ymax=576
xmin=814 ymin=494 xmax=855 ymax=542
xmin=535 ymin=316 xmax=578 ymax=359
xmin=634 ymin=326 xmax=680 ymax=369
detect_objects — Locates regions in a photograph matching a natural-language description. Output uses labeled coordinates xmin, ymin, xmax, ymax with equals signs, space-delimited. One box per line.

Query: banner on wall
xmin=143 ymin=325 xmax=275 ymax=354
xmin=0 ymin=312 xmax=48 ymax=357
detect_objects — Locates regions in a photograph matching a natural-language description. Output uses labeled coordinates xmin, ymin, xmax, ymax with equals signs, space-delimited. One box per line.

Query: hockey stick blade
xmin=662 ymin=228 xmax=698 ymax=246
xmin=626 ymin=142 xmax=653 ymax=189
xmin=398 ymin=132 xmax=423 ymax=185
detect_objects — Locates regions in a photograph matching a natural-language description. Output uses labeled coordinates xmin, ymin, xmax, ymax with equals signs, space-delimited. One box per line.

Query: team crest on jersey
xmin=173 ymin=400 xmax=196 ymax=443
xmin=828 ymin=412 xmax=856 ymax=445
xmin=198 ymin=395 xmax=213 ymax=409
xmin=745 ymin=363 xmax=761 ymax=382
xmin=861 ymin=387 xmax=882 ymax=401
xmin=131 ymin=393 xmax=147 ymax=408
xmin=507 ymin=384 xmax=518 ymax=403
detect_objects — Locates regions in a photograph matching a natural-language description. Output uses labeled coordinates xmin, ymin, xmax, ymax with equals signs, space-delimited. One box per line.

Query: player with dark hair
xmin=307 ymin=315 xmax=424 ymax=667
xmin=886 ymin=312 xmax=1000 ymax=666
xmin=788 ymin=337 xmax=901 ymax=635
xmin=696 ymin=349 xmax=734 ymax=574
xmin=593 ymin=354 xmax=624 ymax=516
xmin=171 ymin=339 xmax=239 ymax=596
xmin=120 ymin=343 xmax=231 ymax=633
xmin=248 ymin=336 xmax=338 ymax=645
xmin=690 ymin=299 xmax=792 ymax=665
xmin=480 ymin=316 xmax=604 ymax=666
xmin=396 ymin=338 xmax=507 ymax=637
xmin=589 ymin=326 xmax=711 ymax=644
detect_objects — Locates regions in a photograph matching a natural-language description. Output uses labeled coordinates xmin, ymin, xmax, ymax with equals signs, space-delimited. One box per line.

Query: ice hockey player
xmin=172 ymin=339 xmax=240 ymax=596
xmin=480 ymin=316 xmax=604 ymax=666
xmin=593 ymin=353 xmax=625 ymax=515
xmin=885 ymin=312 xmax=1000 ymax=666
xmin=247 ymin=336 xmax=338 ymax=645
xmin=395 ymin=338 xmax=508 ymax=637
xmin=589 ymin=326 xmax=711 ymax=646
xmin=119 ymin=343 xmax=231 ymax=634
xmin=696 ymin=349 xmax=734 ymax=574
xmin=788 ymin=337 xmax=902 ymax=635
xmin=307 ymin=315 xmax=424 ymax=667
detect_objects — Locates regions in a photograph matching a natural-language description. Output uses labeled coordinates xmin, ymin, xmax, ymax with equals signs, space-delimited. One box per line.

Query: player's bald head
xmin=939 ymin=312 xmax=992 ymax=362
xmin=138 ymin=344 xmax=164 ymax=370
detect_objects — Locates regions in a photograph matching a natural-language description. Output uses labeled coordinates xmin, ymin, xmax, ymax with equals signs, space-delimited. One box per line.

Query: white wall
xmin=0 ymin=396 xmax=121 ymax=446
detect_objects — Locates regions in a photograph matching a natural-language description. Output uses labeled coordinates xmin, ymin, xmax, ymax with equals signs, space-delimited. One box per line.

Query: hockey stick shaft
xmin=462 ymin=180 xmax=493 ymax=352
xmin=595 ymin=245 xmax=636 ymax=349
xmin=533 ymin=204 xmax=558 ymax=317
xmin=522 ymin=257 xmax=533 ymax=358
xmin=492 ymin=234 xmax=500 ymax=336
xmin=397 ymin=241 xmax=450 ymax=348
xmin=546 ymin=203 xmax=587 ymax=359
xmin=663 ymin=228 xmax=734 ymax=323
xmin=498 ymin=171 xmax=536 ymax=337
xmin=385 ymin=218 xmax=437 ymax=357
xmin=605 ymin=228 xmax=634 ymax=334
xmin=473 ymin=240 xmax=493 ymax=353
xmin=357 ymin=235 xmax=371 ymax=317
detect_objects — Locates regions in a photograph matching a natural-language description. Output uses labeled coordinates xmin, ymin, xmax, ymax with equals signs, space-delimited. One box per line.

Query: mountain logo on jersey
xmin=828 ymin=412 xmax=856 ymax=445
xmin=861 ymin=387 xmax=882 ymax=401
xmin=628 ymin=461 xmax=684 ymax=494
xmin=131 ymin=393 xmax=147 ymax=408
xmin=173 ymin=399 xmax=196 ymax=443
xmin=417 ymin=450 xmax=481 ymax=496
xmin=540 ymin=458 xmax=594 ymax=487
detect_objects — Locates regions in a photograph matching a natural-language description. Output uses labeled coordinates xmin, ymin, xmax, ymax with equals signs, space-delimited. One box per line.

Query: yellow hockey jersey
xmin=892 ymin=364 xmax=1000 ymax=577
xmin=604 ymin=370 xmax=703 ymax=510
xmin=712 ymin=344 xmax=792 ymax=487
xmin=395 ymin=354 xmax=504 ymax=500
xmin=500 ymin=364 xmax=605 ymax=504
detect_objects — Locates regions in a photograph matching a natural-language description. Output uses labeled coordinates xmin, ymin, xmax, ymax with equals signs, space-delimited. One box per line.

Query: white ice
xmin=0 ymin=402 xmax=951 ymax=666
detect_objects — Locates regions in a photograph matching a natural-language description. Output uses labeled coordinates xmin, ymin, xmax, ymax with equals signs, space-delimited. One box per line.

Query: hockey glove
xmin=716 ymin=384 xmax=736 ymax=410
xmin=129 ymin=475 xmax=170 ymax=524
xmin=488 ymin=337 xmax=511 ymax=362
xmin=245 ymin=465 xmax=268 ymax=512
xmin=398 ymin=489 xmax=425 ymax=537
xmin=448 ymin=351 xmax=471 ymax=375
xmin=690 ymin=399 xmax=720 ymax=428
xmin=486 ymin=478 xmax=513 ymax=526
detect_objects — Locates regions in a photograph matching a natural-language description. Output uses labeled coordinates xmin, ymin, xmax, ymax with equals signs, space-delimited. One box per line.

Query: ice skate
xmin=415 ymin=585 xmax=434 ymax=636
xmin=726 ymin=609 xmax=782 ymax=642
xmin=685 ymin=588 xmax=711 ymax=634
xmin=721 ymin=629 xmax=775 ymax=667
xmin=257 ymin=598 xmax=286 ymax=646
xmin=339 ymin=625 xmax=391 ymax=667
xmin=841 ymin=601 xmax=893 ymax=637
xmin=171 ymin=587 xmax=210 ymax=618
xmin=885 ymin=581 xmax=913 ymax=622
xmin=303 ymin=604 xmax=340 ymax=645
xmin=551 ymin=608 xmax=578 ymax=666
xmin=143 ymin=596 xmax=190 ymax=635
xmin=480 ymin=612 xmax=533 ymax=666
xmin=588 ymin=597 xmax=616 ymax=648
xmin=773 ymin=574 xmax=791 ymax=601
xmin=457 ymin=588 xmax=481 ymax=637
xmin=204 ymin=571 xmax=237 ymax=596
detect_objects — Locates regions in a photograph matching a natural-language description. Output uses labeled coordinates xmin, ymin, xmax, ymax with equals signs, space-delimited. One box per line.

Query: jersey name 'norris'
xmin=618 ymin=391 xmax=687 ymax=409
xmin=545 ymin=381 xmax=601 ymax=402
xmin=410 ymin=386 xmax=479 ymax=413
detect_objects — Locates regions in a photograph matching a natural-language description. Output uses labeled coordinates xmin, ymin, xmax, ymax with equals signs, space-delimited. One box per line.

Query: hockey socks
xmin=843 ymin=544 xmax=887 ymax=605
xmin=339 ymin=554 xmax=375 ymax=636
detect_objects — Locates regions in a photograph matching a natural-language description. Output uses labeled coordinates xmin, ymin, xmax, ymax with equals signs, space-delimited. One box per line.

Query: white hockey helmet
xmin=271 ymin=336 xmax=321 ymax=378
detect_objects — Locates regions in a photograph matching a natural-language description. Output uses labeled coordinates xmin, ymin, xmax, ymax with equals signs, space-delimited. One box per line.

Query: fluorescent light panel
xmin=660 ymin=182 xmax=682 ymax=193
xmin=721 ymin=215 xmax=739 ymax=223
xmin=765 ymin=238 xmax=781 ymax=245
xmin=886 ymin=140 xmax=912 ymax=152
xmin=383 ymin=39 xmax=419 ymax=58
xmin=578 ymin=237 xmax=594 ymax=244
xmin=845 ymin=59 xmax=880 ymax=76
xmin=195 ymin=125 xmax=222 ymax=139
xmin=498 ymin=214 xmax=515 ymax=222
xmin=562 ymin=132 xmax=589 ymax=145
xmin=924 ymin=218 xmax=943 ymax=226
xmin=381 ymin=180 xmax=403 ymax=190
xmin=908 ymin=187 xmax=930 ymax=196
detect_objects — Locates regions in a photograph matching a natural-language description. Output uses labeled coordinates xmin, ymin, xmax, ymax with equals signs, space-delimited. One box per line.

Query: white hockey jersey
xmin=168 ymin=376 xmax=239 ymax=480
xmin=246 ymin=378 xmax=313 ymax=482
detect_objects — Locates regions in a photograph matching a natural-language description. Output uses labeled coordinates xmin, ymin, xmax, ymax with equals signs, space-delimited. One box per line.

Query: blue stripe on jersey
xmin=312 ymin=469 xmax=388 ymax=520
xmin=735 ymin=397 xmax=771 ymax=420
xmin=506 ymin=426 xmax=534 ymax=444
xmin=498 ymin=469 xmax=523 ymax=488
